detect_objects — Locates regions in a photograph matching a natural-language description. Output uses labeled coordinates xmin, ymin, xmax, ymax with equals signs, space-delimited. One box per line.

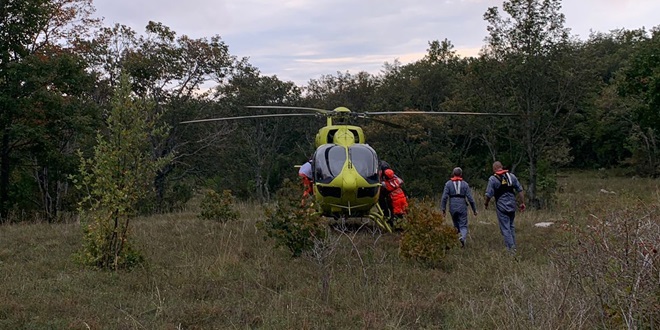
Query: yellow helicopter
xmin=181 ymin=106 xmax=512 ymax=232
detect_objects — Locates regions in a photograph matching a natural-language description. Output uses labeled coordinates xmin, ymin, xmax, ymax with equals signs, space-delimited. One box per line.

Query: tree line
xmin=1 ymin=0 xmax=658 ymax=222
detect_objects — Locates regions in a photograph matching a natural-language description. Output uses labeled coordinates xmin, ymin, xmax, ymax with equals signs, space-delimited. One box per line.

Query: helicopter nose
xmin=342 ymin=170 xmax=358 ymax=196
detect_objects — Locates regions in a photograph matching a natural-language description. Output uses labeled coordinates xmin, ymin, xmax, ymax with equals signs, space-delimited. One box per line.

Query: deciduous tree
xmin=84 ymin=22 xmax=236 ymax=210
xmin=480 ymin=0 xmax=596 ymax=207
xmin=0 ymin=0 xmax=99 ymax=220
xmin=616 ymin=27 xmax=660 ymax=174
xmin=214 ymin=63 xmax=304 ymax=200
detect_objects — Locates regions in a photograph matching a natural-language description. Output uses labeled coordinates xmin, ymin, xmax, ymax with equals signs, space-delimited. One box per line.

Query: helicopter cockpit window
xmin=313 ymin=144 xmax=346 ymax=184
xmin=348 ymin=145 xmax=379 ymax=184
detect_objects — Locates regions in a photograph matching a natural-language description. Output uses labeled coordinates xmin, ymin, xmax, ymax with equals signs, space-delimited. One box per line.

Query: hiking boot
xmin=459 ymin=237 xmax=465 ymax=248
xmin=507 ymin=247 xmax=519 ymax=259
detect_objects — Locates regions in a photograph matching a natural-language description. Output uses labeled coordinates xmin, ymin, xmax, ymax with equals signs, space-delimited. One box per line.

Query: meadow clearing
xmin=0 ymin=172 xmax=658 ymax=329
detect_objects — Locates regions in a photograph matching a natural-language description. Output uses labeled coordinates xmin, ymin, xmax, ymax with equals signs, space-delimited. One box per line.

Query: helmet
xmin=384 ymin=169 xmax=394 ymax=178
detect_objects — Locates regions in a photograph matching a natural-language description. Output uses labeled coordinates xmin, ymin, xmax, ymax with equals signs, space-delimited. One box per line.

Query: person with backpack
xmin=484 ymin=161 xmax=525 ymax=253
xmin=440 ymin=167 xmax=477 ymax=248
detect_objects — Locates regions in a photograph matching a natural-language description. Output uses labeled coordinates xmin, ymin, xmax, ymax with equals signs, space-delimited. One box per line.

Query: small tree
xmin=258 ymin=179 xmax=327 ymax=257
xmin=75 ymin=74 xmax=171 ymax=270
xmin=400 ymin=199 xmax=459 ymax=267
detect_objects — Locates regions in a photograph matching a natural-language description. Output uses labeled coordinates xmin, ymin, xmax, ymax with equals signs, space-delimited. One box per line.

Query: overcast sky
xmin=94 ymin=0 xmax=659 ymax=86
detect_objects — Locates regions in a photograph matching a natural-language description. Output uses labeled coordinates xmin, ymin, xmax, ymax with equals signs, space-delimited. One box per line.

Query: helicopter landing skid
xmin=369 ymin=204 xmax=392 ymax=233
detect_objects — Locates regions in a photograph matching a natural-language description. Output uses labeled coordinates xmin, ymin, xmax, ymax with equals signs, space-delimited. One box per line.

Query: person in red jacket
xmin=298 ymin=160 xmax=314 ymax=202
xmin=382 ymin=169 xmax=408 ymax=218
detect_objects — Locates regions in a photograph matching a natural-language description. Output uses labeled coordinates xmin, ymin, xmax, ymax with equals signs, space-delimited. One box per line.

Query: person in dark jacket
xmin=484 ymin=161 xmax=525 ymax=253
xmin=378 ymin=160 xmax=393 ymax=218
xmin=440 ymin=167 xmax=477 ymax=247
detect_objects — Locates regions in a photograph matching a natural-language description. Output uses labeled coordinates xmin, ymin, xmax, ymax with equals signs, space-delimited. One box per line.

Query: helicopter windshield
xmin=314 ymin=144 xmax=347 ymax=184
xmin=349 ymin=145 xmax=379 ymax=184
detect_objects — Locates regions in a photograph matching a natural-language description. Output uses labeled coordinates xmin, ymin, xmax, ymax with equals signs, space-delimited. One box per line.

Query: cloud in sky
xmin=95 ymin=0 xmax=659 ymax=86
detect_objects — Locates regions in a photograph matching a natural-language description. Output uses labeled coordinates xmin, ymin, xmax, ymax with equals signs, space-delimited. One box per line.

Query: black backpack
xmin=494 ymin=173 xmax=515 ymax=199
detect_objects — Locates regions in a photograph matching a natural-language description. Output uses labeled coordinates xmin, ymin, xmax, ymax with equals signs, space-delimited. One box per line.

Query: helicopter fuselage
xmin=312 ymin=143 xmax=381 ymax=217
xmin=310 ymin=119 xmax=383 ymax=218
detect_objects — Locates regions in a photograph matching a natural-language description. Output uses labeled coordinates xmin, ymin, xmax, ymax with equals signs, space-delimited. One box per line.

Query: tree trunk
xmin=55 ymin=179 xmax=67 ymax=221
xmin=154 ymin=169 xmax=166 ymax=213
xmin=254 ymin=172 xmax=264 ymax=202
xmin=525 ymin=114 xmax=540 ymax=209
xmin=36 ymin=166 xmax=54 ymax=222
xmin=0 ymin=130 xmax=10 ymax=222
xmin=262 ymin=169 xmax=271 ymax=202
xmin=527 ymin=154 xmax=540 ymax=209
xmin=35 ymin=165 xmax=67 ymax=223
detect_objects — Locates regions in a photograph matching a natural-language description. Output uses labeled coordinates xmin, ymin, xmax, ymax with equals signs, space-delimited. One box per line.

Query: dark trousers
xmin=379 ymin=193 xmax=392 ymax=218
xmin=450 ymin=210 xmax=468 ymax=241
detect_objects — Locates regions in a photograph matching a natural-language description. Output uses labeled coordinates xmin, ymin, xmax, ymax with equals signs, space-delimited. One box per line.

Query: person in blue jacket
xmin=484 ymin=161 xmax=525 ymax=253
xmin=440 ymin=167 xmax=477 ymax=248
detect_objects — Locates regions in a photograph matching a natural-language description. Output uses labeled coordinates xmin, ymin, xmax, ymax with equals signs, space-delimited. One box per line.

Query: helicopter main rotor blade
xmin=356 ymin=116 xmax=406 ymax=129
xmin=246 ymin=105 xmax=332 ymax=114
xmin=364 ymin=111 xmax=517 ymax=116
xmin=180 ymin=113 xmax=318 ymax=124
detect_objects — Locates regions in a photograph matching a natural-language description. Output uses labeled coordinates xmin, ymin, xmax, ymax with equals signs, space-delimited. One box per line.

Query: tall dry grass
xmin=0 ymin=173 xmax=658 ymax=329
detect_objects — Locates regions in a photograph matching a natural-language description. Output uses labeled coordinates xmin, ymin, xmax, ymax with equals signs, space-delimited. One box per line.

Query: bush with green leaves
xmin=198 ymin=189 xmax=239 ymax=222
xmin=400 ymin=198 xmax=459 ymax=267
xmin=258 ymin=179 xmax=327 ymax=257
xmin=77 ymin=213 xmax=144 ymax=269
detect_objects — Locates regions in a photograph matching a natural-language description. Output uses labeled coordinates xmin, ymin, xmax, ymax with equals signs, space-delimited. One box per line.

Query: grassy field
xmin=0 ymin=173 xmax=658 ymax=329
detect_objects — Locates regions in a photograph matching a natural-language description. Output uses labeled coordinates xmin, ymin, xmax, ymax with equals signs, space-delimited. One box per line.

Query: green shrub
xmin=258 ymin=179 xmax=327 ymax=257
xmin=198 ymin=189 xmax=239 ymax=222
xmin=400 ymin=198 xmax=458 ymax=267
xmin=75 ymin=212 xmax=144 ymax=269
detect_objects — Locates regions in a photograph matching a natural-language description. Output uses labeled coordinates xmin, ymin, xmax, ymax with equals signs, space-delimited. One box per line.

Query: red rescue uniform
xmin=298 ymin=161 xmax=314 ymax=198
xmin=383 ymin=175 xmax=408 ymax=216
xmin=299 ymin=174 xmax=313 ymax=198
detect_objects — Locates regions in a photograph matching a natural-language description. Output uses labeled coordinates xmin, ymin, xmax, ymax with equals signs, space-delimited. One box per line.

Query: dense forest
xmin=1 ymin=0 xmax=658 ymax=222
